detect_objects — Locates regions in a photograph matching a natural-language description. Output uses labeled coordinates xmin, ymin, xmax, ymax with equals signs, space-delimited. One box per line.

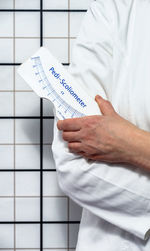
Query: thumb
xmin=95 ymin=95 xmax=116 ymax=116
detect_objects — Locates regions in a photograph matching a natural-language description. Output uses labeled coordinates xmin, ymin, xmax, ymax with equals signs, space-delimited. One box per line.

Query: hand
xmin=57 ymin=95 xmax=140 ymax=164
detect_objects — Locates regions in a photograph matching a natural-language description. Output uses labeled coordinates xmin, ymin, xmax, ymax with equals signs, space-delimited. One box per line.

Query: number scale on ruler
xmin=31 ymin=56 xmax=85 ymax=119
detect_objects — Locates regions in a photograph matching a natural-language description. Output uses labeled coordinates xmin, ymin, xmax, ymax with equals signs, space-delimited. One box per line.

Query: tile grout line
xmin=13 ymin=0 xmax=16 ymax=250
xmin=0 ymin=170 xmax=56 ymax=172
xmin=0 ymin=117 xmax=54 ymax=119
xmin=68 ymin=0 xmax=70 ymax=250
xmin=13 ymin=0 xmax=16 ymax=251
xmin=0 ymin=63 xmax=69 ymax=66
xmin=0 ymin=90 xmax=42 ymax=93
xmin=0 ymin=143 xmax=52 ymax=145
xmin=0 ymin=9 xmax=86 ymax=13
xmin=0 ymin=195 xmax=68 ymax=198
xmin=0 ymin=248 xmax=75 ymax=250
xmin=0 ymin=36 xmax=76 ymax=39
xmin=40 ymin=1 xmax=43 ymax=250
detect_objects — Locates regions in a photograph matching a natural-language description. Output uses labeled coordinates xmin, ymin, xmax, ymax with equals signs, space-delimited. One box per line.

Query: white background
xmin=0 ymin=0 xmax=93 ymax=250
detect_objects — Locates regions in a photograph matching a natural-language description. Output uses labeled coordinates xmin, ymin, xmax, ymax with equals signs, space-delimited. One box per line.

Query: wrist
xmin=127 ymin=128 xmax=150 ymax=171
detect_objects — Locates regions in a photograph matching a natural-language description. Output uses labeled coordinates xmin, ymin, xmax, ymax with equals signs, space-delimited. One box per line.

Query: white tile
xmin=0 ymin=225 xmax=14 ymax=248
xmin=43 ymin=145 xmax=55 ymax=170
xmin=15 ymin=39 xmax=40 ymax=63
xmin=44 ymin=38 xmax=68 ymax=63
xmin=43 ymin=224 xmax=67 ymax=248
xmin=69 ymin=224 xmax=80 ymax=248
xmin=0 ymin=145 xmax=14 ymax=169
xmin=69 ymin=199 xmax=82 ymax=221
xmin=17 ymin=250 xmax=39 ymax=251
xmin=64 ymin=64 xmax=69 ymax=70
xmin=45 ymin=250 xmax=67 ymax=251
xmin=70 ymin=12 xmax=85 ymax=37
xmin=0 ymin=0 xmax=13 ymax=9
xmin=15 ymin=172 xmax=40 ymax=196
xmin=16 ymin=224 xmax=40 ymax=248
xmin=0 ymin=119 xmax=14 ymax=144
xmin=15 ymin=145 xmax=40 ymax=169
xmin=15 ymin=0 xmax=40 ymax=9
xmin=0 ymin=250 xmax=15 ymax=251
xmin=0 ymin=172 xmax=14 ymax=196
xmin=15 ymin=92 xmax=40 ymax=116
xmin=0 ymin=198 xmax=14 ymax=221
xmin=0 ymin=13 xmax=13 ymax=37
xmin=0 ymin=39 xmax=13 ymax=63
xmin=43 ymin=12 xmax=68 ymax=37
xmin=15 ymin=12 xmax=40 ymax=37
xmin=70 ymin=38 xmax=76 ymax=62
xmin=43 ymin=119 xmax=54 ymax=144
xmin=70 ymin=0 xmax=93 ymax=9
xmin=0 ymin=92 xmax=14 ymax=116
xmin=0 ymin=66 xmax=13 ymax=90
xmin=16 ymin=198 xmax=40 ymax=221
xmin=43 ymin=172 xmax=65 ymax=196
xmin=44 ymin=250 xmax=67 ymax=251
xmin=43 ymin=98 xmax=54 ymax=116
xmin=43 ymin=0 xmax=68 ymax=9
xmin=15 ymin=65 xmax=32 ymax=90
xmin=15 ymin=119 xmax=40 ymax=144
xmin=43 ymin=197 xmax=68 ymax=221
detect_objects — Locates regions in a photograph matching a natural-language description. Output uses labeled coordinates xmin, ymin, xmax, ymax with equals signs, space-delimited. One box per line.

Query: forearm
xmin=52 ymin=114 xmax=150 ymax=240
xmin=127 ymin=128 xmax=150 ymax=171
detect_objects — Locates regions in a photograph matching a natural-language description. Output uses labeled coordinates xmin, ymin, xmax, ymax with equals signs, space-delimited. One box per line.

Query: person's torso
xmin=112 ymin=0 xmax=150 ymax=132
xmin=76 ymin=1 xmax=150 ymax=250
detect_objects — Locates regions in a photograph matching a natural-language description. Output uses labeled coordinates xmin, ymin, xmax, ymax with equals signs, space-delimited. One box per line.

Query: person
xmin=51 ymin=0 xmax=150 ymax=250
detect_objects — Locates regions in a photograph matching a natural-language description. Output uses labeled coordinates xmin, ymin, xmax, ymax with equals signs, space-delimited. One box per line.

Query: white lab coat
xmin=51 ymin=0 xmax=150 ymax=250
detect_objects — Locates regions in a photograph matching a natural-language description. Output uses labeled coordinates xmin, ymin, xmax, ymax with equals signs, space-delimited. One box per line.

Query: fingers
xmin=57 ymin=118 xmax=82 ymax=131
xmin=62 ymin=131 xmax=81 ymax=142
xmin=79 ymin=152 xmax=107 ymax=161
xmin=68 ymin=142 xmax=83 ymax=153
xmin=67 ymin=142 xmax=107 ymax=161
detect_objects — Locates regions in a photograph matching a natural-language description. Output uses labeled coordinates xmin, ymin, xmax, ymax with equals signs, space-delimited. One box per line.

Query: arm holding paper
xmin=51 ymin=0 xmax=150 ymax=241
xmin=57 ymin=94 xmax=150 ymax=171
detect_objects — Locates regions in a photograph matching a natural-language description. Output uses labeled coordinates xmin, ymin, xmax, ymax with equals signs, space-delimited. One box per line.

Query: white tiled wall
xmin=0 ymin=0 xmax=93 ymax=250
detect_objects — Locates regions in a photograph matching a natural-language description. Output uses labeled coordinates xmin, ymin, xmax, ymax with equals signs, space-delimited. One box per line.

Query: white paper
xmin=17 ymin=46 xmax=100 ymax=120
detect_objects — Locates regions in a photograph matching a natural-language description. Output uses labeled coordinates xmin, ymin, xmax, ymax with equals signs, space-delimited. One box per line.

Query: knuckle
xmin=90 ymin=156 xmax=97 ymax=160
xmin=85 ymin=121 xmax=93 ymax=130
xmin=68 ymin=143 xmax=77 ymax=152
xmin=82 ymin=153 xmax=89 ymax=158
xmin=57 ymin=121 xmax=61 ymax=130
xmin=80 ymin=131 xmax=88 ymax=141
xmin=68 ymin=142 xmax=73 ymax=150
xmin=105 ymin=100 xmax=111 ymax=105
xmin=92 ymin=116 xmax=100 ymax=124
xmin=62 ymin=132 xmax=68 ymax=141
xmin=83 ymin=120 xmax=90 ymax=128
xmin=82 ymin=116 xmax=93 ymax=126
xmin=94 ymin=115 xmax=100 ymax=122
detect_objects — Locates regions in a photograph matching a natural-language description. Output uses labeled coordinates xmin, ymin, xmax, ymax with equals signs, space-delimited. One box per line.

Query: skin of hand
xmin=56 ymin=95 xmax=148 ymax=166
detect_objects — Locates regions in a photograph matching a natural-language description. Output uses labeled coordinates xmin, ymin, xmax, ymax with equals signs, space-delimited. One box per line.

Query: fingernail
xmin=95 ymin=95 xmax=102 ymax=100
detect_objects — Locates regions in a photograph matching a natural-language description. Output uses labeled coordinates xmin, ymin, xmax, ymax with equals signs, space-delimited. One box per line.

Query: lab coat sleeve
xmin=51 ymin=0 xmax=150 ymax=241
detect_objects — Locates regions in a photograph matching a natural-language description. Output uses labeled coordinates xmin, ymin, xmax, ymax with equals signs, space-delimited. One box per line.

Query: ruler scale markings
xmin=31 ymin=56 xmax=85 ymax=119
